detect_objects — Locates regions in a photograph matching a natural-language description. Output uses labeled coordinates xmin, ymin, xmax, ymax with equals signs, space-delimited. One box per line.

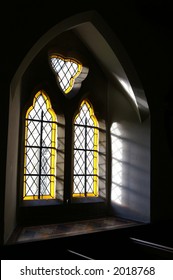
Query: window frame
xmin=18 ymin=50 xmax=107 ymax=223
xmin=23 ymin=90 xmax=58 ymax=200
xmin=72 ymin=99 xmax=99 ymax=198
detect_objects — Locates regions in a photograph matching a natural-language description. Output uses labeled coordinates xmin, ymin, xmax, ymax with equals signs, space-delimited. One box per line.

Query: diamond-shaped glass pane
xmin=74 ymin=126 xmax=85 ymax=149
xmin=26 ymin=121 xmax=41 ymax=146
xmin=74 ymin=150 xmax=85 ymax=174
xmin=25 ymin=175 xmax=39 ymax=196
xmin=25 ymin=147 xmax=40 ymax=174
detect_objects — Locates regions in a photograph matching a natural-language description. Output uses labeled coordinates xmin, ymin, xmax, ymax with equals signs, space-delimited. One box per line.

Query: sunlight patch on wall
xmin=111 ymin=122 xmax=123 ymax=205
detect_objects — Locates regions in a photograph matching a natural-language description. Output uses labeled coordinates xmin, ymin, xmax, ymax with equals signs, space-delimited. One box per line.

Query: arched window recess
xmin=3 ymin=11 xmax=150 ymax=245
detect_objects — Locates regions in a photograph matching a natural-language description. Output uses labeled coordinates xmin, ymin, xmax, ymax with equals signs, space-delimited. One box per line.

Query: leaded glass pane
xmin=49 ymin=55 xmax=82 ymax=94
xmin=74 ymin=126 xmax=85 ymax=149
xmin=25 ymin=147 xmax=40 ymax=174
xmin=23 ymin=91 xmax=57 ymax=200
xmin=26 ymin=121 xmax=41 ymax=146
xmin=74 ymin=150 xmax=85 ymax=174
xmin=73 ymin=100 xmax=99 ymax=197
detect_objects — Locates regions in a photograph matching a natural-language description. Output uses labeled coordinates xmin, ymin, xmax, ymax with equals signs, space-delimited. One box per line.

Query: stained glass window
xmin=49 ymin=54 xmax=82 ymax=94
xmin=23 ymin=90 xmax=57 ymax=200
xmin=73 ymin=100 xmax=99 ymax=197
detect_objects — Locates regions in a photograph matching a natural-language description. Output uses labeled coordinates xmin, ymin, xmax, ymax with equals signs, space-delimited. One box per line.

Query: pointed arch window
xmin=23 ymin=90 xmax=57 ymax=200
xmin=73 ymin=99 xmax=99 ymax=197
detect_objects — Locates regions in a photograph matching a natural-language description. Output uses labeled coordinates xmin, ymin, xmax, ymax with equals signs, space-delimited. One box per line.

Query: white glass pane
xmin=27 ymin=121 xmax=41 ymax=146
xmin=25 ymin=147 xmax=40 ymax=174
xmin=25 ymin=176 xmax=39 ymax=196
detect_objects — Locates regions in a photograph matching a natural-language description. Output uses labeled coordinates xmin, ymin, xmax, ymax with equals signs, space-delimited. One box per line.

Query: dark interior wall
xmin=131 ymin=9 xmax=173 ymax=222
xmin=3 ymin=82 xmax=20 ymax=244
xmin=1 ymin=0 xmax=173 ymax=245
xmin=108 ymin=2 xmax=173 ymax=222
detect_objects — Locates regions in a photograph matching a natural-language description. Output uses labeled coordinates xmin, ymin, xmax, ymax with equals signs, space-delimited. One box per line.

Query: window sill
xmin=21 ymin=199 xmax=63 ymax=207
xmin=20 ymin=197 xmax=105 ymax=207
xmin=71 ymin=196 xmax=105 ymax=204
xmin=7 ymin=216 xmax=141 ymax=245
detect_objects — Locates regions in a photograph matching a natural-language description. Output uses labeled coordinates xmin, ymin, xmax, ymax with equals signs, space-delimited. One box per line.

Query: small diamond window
xmin=49 ymin=54 xmax=82 ymax=94
xmin=23 ymin=90 xmax=57 ymax=200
